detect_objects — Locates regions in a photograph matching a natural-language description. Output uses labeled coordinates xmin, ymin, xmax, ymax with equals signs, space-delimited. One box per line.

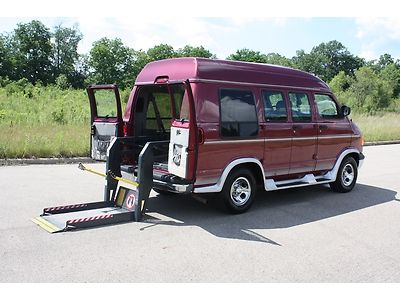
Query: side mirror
xmin=341 ymin=105 xmax=351 ymax=117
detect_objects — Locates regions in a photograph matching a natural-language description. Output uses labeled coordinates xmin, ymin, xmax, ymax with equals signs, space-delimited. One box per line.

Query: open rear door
xmin=87 ymin=84 xmax=122 ymax=161
xmin=168 ymin=81 xmax=197 ymax=181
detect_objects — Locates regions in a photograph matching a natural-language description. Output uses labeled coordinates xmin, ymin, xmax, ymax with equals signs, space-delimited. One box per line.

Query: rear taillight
xmin=123 ymin=123 xmax=128 ymax=136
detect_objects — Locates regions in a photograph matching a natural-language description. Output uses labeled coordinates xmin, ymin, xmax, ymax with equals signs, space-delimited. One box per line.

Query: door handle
xmin=292 ymin=125 xmax=302 ymax=130
xmin=319 ymin=125 xmax=328 ymax=130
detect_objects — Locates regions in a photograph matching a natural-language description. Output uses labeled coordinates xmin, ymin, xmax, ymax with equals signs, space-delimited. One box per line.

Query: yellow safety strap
xmin=78 ymin=163 xmax=139 ymax=187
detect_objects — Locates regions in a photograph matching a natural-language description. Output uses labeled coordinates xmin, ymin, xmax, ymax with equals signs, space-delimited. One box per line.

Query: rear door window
xmin=289 ymin=92 xmax=312 ymax=122
xmin=220 ymin=89 xmax=258 ymax=138
xmin=262 ymin=90 xmax=287 ymax=122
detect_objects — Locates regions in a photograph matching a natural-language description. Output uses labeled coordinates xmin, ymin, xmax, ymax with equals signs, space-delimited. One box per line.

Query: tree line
xmin=1 ymin=20 xmax=399 ymax=113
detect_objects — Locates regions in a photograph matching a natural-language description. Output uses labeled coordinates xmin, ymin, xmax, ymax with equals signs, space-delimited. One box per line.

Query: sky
xmin=1 ymin=1 xmax=399 ymax=61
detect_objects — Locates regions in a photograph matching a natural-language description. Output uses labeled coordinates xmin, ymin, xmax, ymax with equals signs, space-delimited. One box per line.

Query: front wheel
xmin=330 ymin=156 xmax=358 ymax=193
xmin=221 ymin=168 xmax=256 ymax=213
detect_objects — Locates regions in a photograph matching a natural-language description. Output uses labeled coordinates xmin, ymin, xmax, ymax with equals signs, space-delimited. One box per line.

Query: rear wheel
xmin=330 ymin=156 xmax=358 ymax=193
xmin=221 ymin=168 xmax=256 ymax=213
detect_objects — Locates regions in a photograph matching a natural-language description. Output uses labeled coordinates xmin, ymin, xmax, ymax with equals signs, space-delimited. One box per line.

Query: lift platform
xmin=32 ymin=140 xmax=157 ymax=233
xmin=32 ymin=186 xmax=139 ymax=233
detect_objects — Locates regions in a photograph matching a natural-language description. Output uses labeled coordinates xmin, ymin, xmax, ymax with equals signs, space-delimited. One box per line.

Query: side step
xmin=32 ymin=186 xmax=139 ymax=233
xmin=265 ymin=173 xmax=334 ymax=191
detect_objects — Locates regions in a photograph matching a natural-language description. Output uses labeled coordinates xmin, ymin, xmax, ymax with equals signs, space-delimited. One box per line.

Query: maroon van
xmin=88 ymin=58 xmax=364 ymax=213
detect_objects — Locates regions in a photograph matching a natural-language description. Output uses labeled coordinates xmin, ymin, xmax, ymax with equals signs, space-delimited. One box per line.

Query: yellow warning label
xmin=141 ymin=200 xmax=145 ymax=212
xmin=115 ymin=187 xmax=127 ymax=207
xmin=32 ymin=217 xmax=61 ymax=233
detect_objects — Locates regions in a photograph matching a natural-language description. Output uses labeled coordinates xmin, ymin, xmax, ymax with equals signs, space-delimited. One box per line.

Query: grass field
xmin=351 ymin=113 xmax=400 ymax=142
xmin=0 ymin=86 xmax=399 ymax=158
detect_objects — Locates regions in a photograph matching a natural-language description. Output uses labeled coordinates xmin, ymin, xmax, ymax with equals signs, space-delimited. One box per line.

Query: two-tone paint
xmin=121 ymin=58 xmax=364 ymax=193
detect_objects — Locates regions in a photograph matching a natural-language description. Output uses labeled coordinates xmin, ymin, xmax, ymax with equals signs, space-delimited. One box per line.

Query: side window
xmin=315 ymin=94 xmax=339 ymax=119
xmin=220 ymin=89 xmax=258 ymax=138
xmin=262 ymin=91 xmax=287 ymax=122
xmin=289 ymin=92 xmax=312 ymax=122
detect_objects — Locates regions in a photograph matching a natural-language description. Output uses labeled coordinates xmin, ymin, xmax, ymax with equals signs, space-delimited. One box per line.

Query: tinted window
xmin=289 ymin=92 xmax=312 ymax=122
xmin=315 ymin=94 xmax=339 ymax=118
xmin=262 ymin=91 xmax=287 ymax=121
xmin=220 ymin=89 xmax=258 ymax=138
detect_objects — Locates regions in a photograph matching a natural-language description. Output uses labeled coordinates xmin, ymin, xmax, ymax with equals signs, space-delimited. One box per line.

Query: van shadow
xmin=142 ymin=184 xmax=399 ymax=245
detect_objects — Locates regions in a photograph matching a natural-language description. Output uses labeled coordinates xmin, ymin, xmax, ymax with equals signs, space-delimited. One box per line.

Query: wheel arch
xmin=193 ymin=158 xmax=265 ymax=193
xmin=328 ymin=148 xmax=362 ymax=181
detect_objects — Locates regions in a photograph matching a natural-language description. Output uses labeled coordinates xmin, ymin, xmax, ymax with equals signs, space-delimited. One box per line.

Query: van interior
xmin=121 ymin=83 xmax=188 ymax=176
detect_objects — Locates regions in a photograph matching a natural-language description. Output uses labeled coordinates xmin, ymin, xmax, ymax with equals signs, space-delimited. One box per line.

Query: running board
xmin=265 ymin=173 xmax=334 ymax=191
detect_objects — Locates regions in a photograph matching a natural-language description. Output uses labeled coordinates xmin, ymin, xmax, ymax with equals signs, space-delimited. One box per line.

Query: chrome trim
xmin=204 ymin=139 xmax=264 ymax=145
xmin=290 ymin=137 xmax=318 ymax=141
xmin=230 ymin=176 xmax=252 ymax=206
xmin=265 ymin=138 xmax=292 ymax=142
xmin=318 ymin=135 xmax=353 ymax=139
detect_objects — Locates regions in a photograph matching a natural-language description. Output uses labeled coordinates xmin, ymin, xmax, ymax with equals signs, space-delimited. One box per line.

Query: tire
xmin=329 ymin=156 xmax=358 ymax=193
xmin=221 ymin=168 xmax=256 ymax=213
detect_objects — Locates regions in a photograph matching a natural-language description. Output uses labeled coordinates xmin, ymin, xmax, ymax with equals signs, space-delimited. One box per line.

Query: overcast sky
xmin=1 ymin=1 xmax=399 ymax=60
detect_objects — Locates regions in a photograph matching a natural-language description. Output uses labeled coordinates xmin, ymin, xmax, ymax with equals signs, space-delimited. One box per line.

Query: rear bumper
xmin=153 ymin=179 xmax=193 ymax=193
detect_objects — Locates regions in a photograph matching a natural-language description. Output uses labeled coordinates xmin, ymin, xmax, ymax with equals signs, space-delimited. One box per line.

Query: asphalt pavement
xmin=0 ymin=144 xmax=399 ymax=282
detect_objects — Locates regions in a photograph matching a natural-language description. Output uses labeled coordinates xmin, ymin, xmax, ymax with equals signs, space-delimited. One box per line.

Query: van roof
xmin=135 ymin=57 xmax=330 ymax=92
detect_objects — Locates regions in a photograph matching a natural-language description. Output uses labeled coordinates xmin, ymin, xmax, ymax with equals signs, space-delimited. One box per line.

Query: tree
xmin=265 ymin=52 xmax=294 ymax=67
xmin=329 ymin=71 xmax=353 ymax=94
xmin=147 ymin=44 xmax=176 ymax=61
xmin=52 ymin=24 xmax=83 ymax=83
xmin=328 ymin=71 xmax=354 ymax=106
xmin=377 ymin=54 xmax=395 ymax=70
xmin=12 ymin=20 xmax=53 ymax=84
xmin=292 ymin=49 xmax=325 ymax=78
xmin=348 ymin=66 xmax=392 ymax=112
xmin=88 ymin=38 xmax=136 ymax=89
xmin=226 ymin=48 xmax=267 ymax=63
xmin=293 ymin=41 xmax=364 ymax=82
xmin=176 ymin=45 xmax=215 ymax=58
xmin=380 ymin=63 xmax=400 ymax=98
xmin=131 ymin=50 xmax=150 ymax=74
xmin=0 ymin=34 xmax=12 ymax=79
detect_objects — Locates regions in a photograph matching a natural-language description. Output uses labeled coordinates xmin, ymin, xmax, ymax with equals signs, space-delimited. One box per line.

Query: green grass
xmin=352 ymin=113 xmax=400 ymax=142
xmin=0 ymin=124 xmax=90 ymax=158
xmin=0 ymin=85 xmax=399 ymax=158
